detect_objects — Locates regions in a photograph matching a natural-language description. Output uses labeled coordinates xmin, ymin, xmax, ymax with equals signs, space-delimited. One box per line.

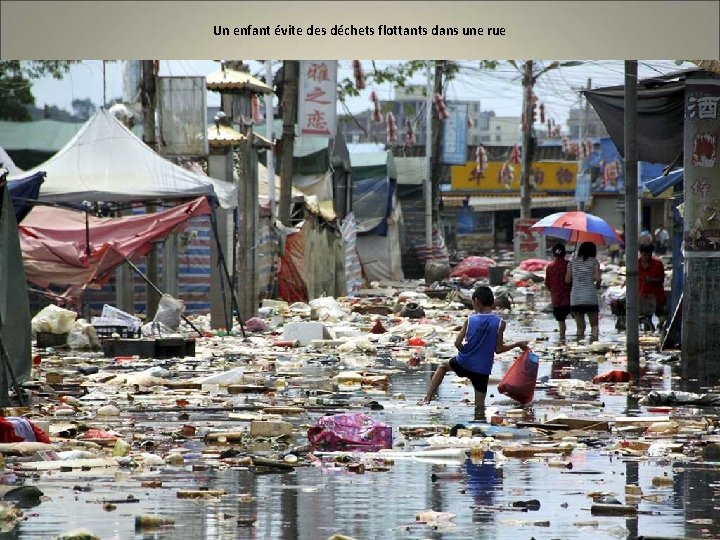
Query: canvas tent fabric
xmin=276 ymin=215 xmax=346 ymax=303
xmin=0 ymin=180 xmax=32 ymax=405
xmin=0 ymin=144 xmax=23 ymax=176
xmin=353 ymin=177 xmax=394 ymax=234
xmin=7 ymin=109 xmax=237 ymax=209
xmin=7 ymin=171 xmax=44 ymax=222
xmin=293 ymin=171 xmax=334 ymax=203
xmin=340 ymin=213 xmax=363 ymax=295
xmin=356 ymin=203 xmax=404 ymax=282
xmin=20 ymin=196 xmax=211 ymax=296
xmin=583 ymin=78 xmax=685 ymax=164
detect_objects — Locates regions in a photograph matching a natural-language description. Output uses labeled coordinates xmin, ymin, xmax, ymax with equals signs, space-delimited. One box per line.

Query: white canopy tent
xmin=7 ymin=109 xmax=236 ymax=208
xmin=0 ymin=144 xmax=22 ymax=176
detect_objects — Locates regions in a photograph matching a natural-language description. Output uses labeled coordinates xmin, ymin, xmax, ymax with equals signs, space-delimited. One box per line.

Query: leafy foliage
xmin=0 ymin=60 xmax=77 ymax=120
xmin=337 ymin=60 xmax=503 ymax=103
xmin=71 ymin=98 xmax=97 ymax=121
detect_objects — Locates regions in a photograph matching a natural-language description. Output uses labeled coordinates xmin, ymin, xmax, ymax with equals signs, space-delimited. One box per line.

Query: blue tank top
xmin=456 ymin=313 xmax=501 ymax=375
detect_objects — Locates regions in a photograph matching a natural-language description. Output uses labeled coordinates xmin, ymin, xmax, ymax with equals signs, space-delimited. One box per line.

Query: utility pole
xmin=265 ymin=60 xmax=276 ymax=220
xmin=279 ymin=61 xmax=299 ymax=226
xmin=624 ymin=60 xmax=640 ymax=378
xmin=430 ymin=60 xmax=444 ymax=225
xmin=237 ymin=120 xmax=259 ymax=320
xmin=520 ymin=60 xmax=535 ymax=219
xmin=577 ymin=77 xmax=592 ymax=212
xmin=423 ymin=62 xmax=433 ymax=264
xmin=141 ymin=60 xmax=160 ymax=319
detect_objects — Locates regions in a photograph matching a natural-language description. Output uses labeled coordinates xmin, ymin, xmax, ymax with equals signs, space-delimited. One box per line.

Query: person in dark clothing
xmin=544 ymin=243 xmax=572 ymax=341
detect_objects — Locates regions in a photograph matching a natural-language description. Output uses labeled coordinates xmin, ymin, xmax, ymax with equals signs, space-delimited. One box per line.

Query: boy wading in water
xmin=419 ymin=286 xmax=528 ymax=419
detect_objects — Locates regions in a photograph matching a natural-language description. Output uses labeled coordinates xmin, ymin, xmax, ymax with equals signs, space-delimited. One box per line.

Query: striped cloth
xmin=341 ymin=213 xmax=363 ymax=295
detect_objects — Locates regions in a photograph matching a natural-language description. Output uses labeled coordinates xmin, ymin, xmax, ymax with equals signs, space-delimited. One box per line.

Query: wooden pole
xmin=237 ymin=121 xmax=259 ymax=321
xmin=520 ymin=60 xmax=535 ymax=219
xmin=279 ymin=61 xmax=298 ymax=226
xmin=624 ymin=60 xmax=640 ymax=377
xmin=141 ymin=60 xmax=160 ymax=319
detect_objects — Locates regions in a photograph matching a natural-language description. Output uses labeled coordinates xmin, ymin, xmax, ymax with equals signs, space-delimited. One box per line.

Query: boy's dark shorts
xmin=571 ymin=304 xmax=599 ymax=315
xmin=449 ymin=357 xmax=490 ymax=393
xmin=552 ymin=305 xmax=571 ymax=321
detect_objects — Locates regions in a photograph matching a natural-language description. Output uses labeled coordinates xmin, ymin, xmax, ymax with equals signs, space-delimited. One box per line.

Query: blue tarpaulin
xmin=7 ymin=171 xmax=44 ymax=222
xmin=353 ymin=176 xmax=395 ymax=236
xmin=644 ymin=168 xmax=683 ymax=197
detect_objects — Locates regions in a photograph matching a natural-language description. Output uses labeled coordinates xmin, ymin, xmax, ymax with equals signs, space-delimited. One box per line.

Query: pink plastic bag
xmin=497 ymin=349 xmax=539 ymax=405
xmin=308 ymin=412 xmax=392 ymax=452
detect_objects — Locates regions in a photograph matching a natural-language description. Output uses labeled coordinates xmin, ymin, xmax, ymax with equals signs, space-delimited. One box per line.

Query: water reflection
xmin=10 ymin=308 xmax=717 ymax=539
xmin=465 ymin=452 xmax=500 ymax=521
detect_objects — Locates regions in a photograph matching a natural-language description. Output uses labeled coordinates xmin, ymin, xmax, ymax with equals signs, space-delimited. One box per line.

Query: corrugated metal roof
xmin=206 ymin=68 xmax=273 ymax=94
xmin=207 ymin=125 xmax=274 ymax=148
xmin=207 ymin=124 xmax=244 ymax=146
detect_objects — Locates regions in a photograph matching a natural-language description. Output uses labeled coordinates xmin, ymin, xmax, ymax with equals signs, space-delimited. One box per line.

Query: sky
xmin=28 ymin=59 xmax=693 ymax=128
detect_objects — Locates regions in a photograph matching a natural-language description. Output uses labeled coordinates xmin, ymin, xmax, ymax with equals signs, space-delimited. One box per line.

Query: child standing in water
xmin=419 ymin=286 xmax=528 ymax=418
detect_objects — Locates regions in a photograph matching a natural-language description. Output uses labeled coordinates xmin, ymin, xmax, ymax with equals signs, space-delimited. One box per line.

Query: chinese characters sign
xmin=442 ymin=103 xmax=468 ymax=165
xmin=298 ymin=61 xmax=337 ymax=137
xmin=683 ymin=78 xmax=720 ymax=253
xmin=450 ymin=160 xmax=578 ymax=191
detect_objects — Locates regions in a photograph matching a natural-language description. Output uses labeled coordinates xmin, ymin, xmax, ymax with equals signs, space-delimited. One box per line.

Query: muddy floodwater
xmin=7 ymin=304 xmax=720 ymax=540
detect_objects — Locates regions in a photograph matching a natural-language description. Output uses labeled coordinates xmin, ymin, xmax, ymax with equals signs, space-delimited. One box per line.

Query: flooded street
xmin=7 ymin=293 xmax=719 ymax=540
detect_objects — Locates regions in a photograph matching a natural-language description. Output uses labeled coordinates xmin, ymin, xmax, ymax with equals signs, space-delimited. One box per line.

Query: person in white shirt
xmin=654 ymin=226 xmax=669 ymax=255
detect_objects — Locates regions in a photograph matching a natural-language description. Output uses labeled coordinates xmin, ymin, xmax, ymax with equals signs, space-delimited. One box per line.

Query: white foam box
xmin=282 ymin=322 xmax=330 ymax=346
xmin=332 ymin=326 xmax=363 ymax=339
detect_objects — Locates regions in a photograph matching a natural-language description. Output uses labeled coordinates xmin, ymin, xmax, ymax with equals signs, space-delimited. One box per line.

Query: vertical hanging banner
xmin=298 ymin=61 xmax=338 ymax=137
xmin=442 ymin=103 xmax=468 ymax=165
xmin=683 ymin=76 xmax=720 ymax=253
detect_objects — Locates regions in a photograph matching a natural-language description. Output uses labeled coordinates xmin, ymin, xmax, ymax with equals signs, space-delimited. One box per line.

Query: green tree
xmin=0 ymin=60 xmax=78 ymax=121
xmin=71 ymin=97 xmax=97 ymax=120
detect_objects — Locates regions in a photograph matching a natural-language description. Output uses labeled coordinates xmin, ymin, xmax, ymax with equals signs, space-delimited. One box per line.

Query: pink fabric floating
xmin=308 ymin=412 xmax=392 ymax=452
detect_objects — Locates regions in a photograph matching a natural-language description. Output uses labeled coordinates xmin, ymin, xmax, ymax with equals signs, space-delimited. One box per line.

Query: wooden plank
xmin=177 ymin=490 xmax=225 ymax=499
xmin=614 ymin=416 xmax=670 ymax=424
xmin=501 ymin=446 xmax=573 ymax=458
xmin=545 ymin=418 xmax=610 ymax=431
xmin=18 ymin=457 xmax=118 ymax=471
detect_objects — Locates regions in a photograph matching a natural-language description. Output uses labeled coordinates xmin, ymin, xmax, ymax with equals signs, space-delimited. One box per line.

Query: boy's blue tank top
xmin=456 ymin=313 xmax=501 ymax=375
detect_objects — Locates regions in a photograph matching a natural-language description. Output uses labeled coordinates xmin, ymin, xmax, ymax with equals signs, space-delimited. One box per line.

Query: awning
xmin=467 ymin=196 xmax=577 ymax=211
xmin=441 ymin=195 xmax=467 ymax=207
xmin=582 ymin=71 xmax=697 ymax=164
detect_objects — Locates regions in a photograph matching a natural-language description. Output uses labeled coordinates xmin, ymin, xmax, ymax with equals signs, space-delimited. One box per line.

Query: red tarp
xmin=449 ymin=256 xmax=496 ymax=279
xmin=519 ymin=258 xmax=550 ymax=272
xmin=277 ymin=230 xmax=308 ymax=303
xmin=19 ymin=196 xmax=211 ymax=295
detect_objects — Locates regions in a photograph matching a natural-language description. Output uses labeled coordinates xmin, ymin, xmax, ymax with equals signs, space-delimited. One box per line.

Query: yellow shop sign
xmin=451 ymin=161 xmax=578 ymax=191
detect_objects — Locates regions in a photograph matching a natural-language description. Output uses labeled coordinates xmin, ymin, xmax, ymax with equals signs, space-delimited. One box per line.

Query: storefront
xmin=443 ymin=159 xmax=578 ymax=252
